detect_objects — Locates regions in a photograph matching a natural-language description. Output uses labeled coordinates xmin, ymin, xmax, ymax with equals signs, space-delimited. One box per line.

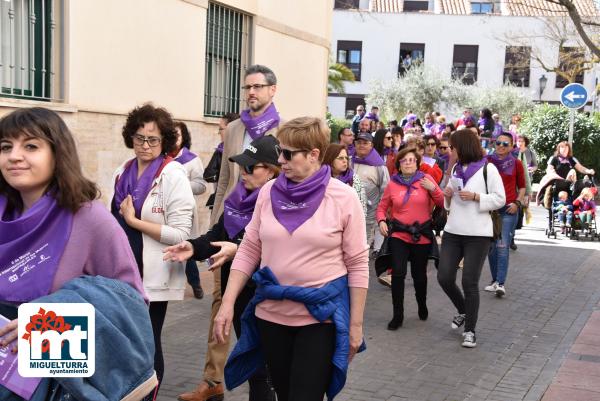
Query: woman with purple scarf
xmin=213 ymin=117 xmax=369 ymax=401
xmin=0 ymin=108 xmax=145 ymax=357
xmin=323 ymin=143 xmax=367 ymax=215
xmin=437 ymin=130 xmax=505 ymax=348
xmin=110 ymin=103 xmax=195 ymax=392
xmin=164 ymin=135 xmax=281 ymax=401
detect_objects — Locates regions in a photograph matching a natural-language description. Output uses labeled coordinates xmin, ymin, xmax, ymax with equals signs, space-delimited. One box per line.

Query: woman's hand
xmin=207 ymin=242 xmax=238 ymax=271
xmin=420 ymin=177 xmax=436 ymax=192
xmin=506 ymin=203 xmax=519 ymax=214
xmin=0 ymin=319 xmax=18 ymax=353
xmin=458 ymin=190 xmax=475 ymax=202
xmin=378 ymin=221 xmax=388 ymax=237
xmin=348 ymin=324 xmax=363 ymax=363
xmin=163 ymin=241 xmax=194 ymax=262
xmin=443 ymin=186 xmax=454 ymax=198
xmin=213 ymin=302 xmax=235 ymax=344
xmin=119 ymin=195 xmax=136 ymax=224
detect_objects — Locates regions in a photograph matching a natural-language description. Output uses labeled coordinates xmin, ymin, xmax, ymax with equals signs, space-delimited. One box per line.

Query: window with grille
xmin=337 ymin=40 xmax=362 ymax=81
xmin=204 ymin=2 xmax=252 ymax=117
xmin=1 ymin=0 xmax=60 ymax=102
xmin=503 ymin=46 xmax=530 ymax=87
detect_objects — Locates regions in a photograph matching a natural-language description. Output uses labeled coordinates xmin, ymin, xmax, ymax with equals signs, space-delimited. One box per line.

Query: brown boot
xmin=178 ymin=380 xmax=224 ymax=401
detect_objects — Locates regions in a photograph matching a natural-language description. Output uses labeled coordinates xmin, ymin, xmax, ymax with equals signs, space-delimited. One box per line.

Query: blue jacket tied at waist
xmin=224 ymin=267 xmax=366 ymax=400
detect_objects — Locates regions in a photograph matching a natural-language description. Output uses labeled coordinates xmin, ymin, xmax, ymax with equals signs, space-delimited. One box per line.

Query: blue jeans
xmin=488 ymin=207 xmax=518 ymax=285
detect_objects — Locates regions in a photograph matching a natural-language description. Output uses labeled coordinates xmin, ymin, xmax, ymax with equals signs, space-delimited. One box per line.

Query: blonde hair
xmin=580 ymin=187 xmax=593 ymax=199
xmin=276 ymin=117 xmax=331 ymax=162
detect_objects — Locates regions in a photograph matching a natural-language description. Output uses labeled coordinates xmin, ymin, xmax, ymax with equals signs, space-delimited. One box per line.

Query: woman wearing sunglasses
xmin=111 ymin=103 xmax=196 ymax=393
xmin=214 ymin=117 xmax=369 ymax=401
xmin=323 ymin=143 xmax=367 ymax=215
xmin=377 ymin=147 xmax=444 ymax=330
xmin=164 ymin=135 xmax=281 ymax=401
xmin=437 ymin=130 xmax=505 ymax=348
xmin=373 ymin=128 xmax=397 ymax=177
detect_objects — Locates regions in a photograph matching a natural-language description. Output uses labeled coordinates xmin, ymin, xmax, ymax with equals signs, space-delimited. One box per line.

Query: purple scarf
xmin=391 ymin=171 xmax=425 ymax=205
xmin=558 ymin=155 xmax=572 ymax=164
xmin=113 ymin=156 xmax=166 ymax=218
xmin=454 ymin=158 xmax=486 ymax=185
xmin=352 ymin=148 xmax=385 ymax=167
xmin=336 ymin=168 xmax=354 ymax=185
xmin=347 ymin=143 xmax=356 ymax=156
xmin=270 ymin=165 xmax=331 ymax=234
xmin=216 ymin=142 xmax=224 ymax=154
xmin=0 ymin=194 xmax=73 ymax=303
xmin=239 ymin=103 xmax=280 ymax=140
xmin=223 ymin=182 xmax=260 ymax=239
xmin=175 ymin=147 xmax=198 ymax=165
xmin=493 ymin=123 xmax=503 ymax=138
xmin=365 ymin=112 xmax=379 ymax=122
xmin=488 ymin=153 xmax=516 ymax=175
xmin=383 ymin=147 xmax=396 ymax=157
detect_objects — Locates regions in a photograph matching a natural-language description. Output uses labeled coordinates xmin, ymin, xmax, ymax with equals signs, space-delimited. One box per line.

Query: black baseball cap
xmin=355 ymin=132 xmax=373 ymax=142
xmin=229 ymin=135 xmax=281 ymax=166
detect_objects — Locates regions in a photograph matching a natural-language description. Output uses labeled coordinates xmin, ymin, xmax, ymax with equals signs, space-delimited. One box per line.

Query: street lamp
xmin=539 ymin=74 xmax=548 ymax=101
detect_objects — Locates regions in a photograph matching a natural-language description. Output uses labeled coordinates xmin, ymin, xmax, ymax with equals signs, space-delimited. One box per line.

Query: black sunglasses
xmin=277 ymin=147 xmax=309 ymax=161
xmin=439 ymin=146 xmax=448 ymax=150
xmin=242 ymin=164 xmax=267 ymax=174
xmin=495 ymin=140 xmax=511 ymax=147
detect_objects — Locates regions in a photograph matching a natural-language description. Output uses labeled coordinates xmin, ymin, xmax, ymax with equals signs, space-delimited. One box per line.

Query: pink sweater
xmin=376 ymin=175 xmax=444 ymax=245
xmin=231 ymin=178 xmax=369 ymax=326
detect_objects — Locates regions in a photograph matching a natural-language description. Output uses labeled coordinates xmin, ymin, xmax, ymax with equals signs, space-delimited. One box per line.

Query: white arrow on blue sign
xmin=560 ymin=83 xmax=588 ymax=109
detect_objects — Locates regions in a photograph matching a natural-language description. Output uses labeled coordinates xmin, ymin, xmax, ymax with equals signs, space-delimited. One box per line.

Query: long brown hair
xmin=0 ymin=107 xmax=99 ymax=213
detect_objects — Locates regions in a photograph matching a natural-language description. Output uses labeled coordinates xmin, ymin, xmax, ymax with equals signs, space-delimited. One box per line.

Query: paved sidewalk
xmin=158 ymin=205 xmax=600 ymax=401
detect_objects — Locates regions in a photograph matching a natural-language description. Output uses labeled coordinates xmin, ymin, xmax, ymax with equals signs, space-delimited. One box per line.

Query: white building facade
xmin=328 ymin=0 xmax=600 ymax=118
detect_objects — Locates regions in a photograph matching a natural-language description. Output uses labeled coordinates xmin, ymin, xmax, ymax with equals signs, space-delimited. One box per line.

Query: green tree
xmin=328 ymin=63 xmax=355 ymax=94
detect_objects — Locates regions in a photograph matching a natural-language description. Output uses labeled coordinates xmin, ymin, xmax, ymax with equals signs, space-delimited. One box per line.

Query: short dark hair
xmin=498 ymin=132 xmax=513 ymax=144
xmin=391 ymin=126 xmax=403 ymax=136
xmin=174 ymin=121 xmax=192 ymax=149
xmin=337 ymin=127 xmax=352 ymax=141
xmin=322 ymin=143 xmax=348 ymax=171
xmin=221 ymin=112 xmax=239 ymax=124
xmin=245 ymin=64 xmax=277 ymax=85
xmin=423 ymin=134 xmax=439 ymax=146
xmin=394 ymin=146 xmax=421 ymax=172
xmin=0 ymin=107 xmax=99 ymax=213
xmin=518 ymin=134 xmax=530 ymax=146
xmin=371 ymin=106 xmax=379 ymax=110
xmin=449 ymin=129 xmax=485 ymax=163
xmin=389 ymin=120 xmax=398 ymax=127
xmin=122 ymin=103 xmax=178 ymax=155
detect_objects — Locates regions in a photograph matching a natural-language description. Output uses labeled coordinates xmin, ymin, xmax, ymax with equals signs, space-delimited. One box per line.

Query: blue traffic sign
xmin=560 ymin=83 xmax=588 ymax=109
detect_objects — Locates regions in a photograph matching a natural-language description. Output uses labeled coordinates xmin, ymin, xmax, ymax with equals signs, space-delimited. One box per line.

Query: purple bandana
xmin=352 ymin=148 xmax=385 ymax=167
xmin=493 ymin=123 xmax=503 ymax=138
xmin=365 ymin=112 xmax=379 ymax=122
xmin=336 ymin=168 xmax=354 ymax=185
xmin=239 ymin=103 xmax=280 ymax=140
xmin=175 ymin=147 xmax=198 ymax=165
xmin=391 ymin=171 xmax=425 ymax=205
xmin=223 ymin=182 xmax=260 ymax=239
xmin=347 ymin=143 xmax=356 ymax=156
xmin=113 ymin=156 xmax=166 ymax=218
xmin=487 ymin=154 xmax=516 ymax=175
xmin=383 ymin=147 xmax=396 ymax=157
xmin=216 ymin=142 xmax=224 ymax=154
xmin=270 ymin=165 xmax=331 ymax=234
xmin=0 ymin=194 xmax=73 ymax=303
xmin=454 ymin=158 xmax=486 ymax=185
xmin=558 ymin=155 xmax=572 ymax=164
xmin=424 ymin=121 xmax=434 ymax=132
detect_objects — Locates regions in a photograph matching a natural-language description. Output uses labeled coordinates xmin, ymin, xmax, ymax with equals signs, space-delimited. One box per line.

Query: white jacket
xmin=174 ymin=148 xmax=207 ymax=196
xmin=444 ymin=163 xmax=506 ymax=237
xmin=111 ymin=160 xmax=196 ymax=301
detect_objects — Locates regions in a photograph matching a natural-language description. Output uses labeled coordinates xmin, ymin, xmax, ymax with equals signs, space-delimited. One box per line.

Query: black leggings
xmin=437 ymin=232 xmax=491 ymax=332
xmin=256 ymin=318 xmax=335 ymax=401
xmin=390 ymin=237 xmax=430 ymax=280
xmin=149 ymin=301 xmax=168 ymax=389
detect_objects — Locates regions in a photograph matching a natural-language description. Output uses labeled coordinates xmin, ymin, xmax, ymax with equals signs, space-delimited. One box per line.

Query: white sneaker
xmin=495 ymin=285 xmax=506 ymax=297
xmin=461 ymin=331 xmax=477 ymax=348
xmin=484 ymin=282 xmax=498 ymax=292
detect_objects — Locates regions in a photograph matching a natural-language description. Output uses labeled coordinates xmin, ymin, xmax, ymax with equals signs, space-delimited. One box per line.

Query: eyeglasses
xmin=341 ymin=132 xmax=354 ymax=137
xmin=132 ymin=134 xmax=161 ymax=147
xmin=449 ymin=145 xmax=454 ymax=150
xmin=495 ymin=140 xmax=511 ymax=147
xmin=336 ymin=156 xmax=350 ymax=161
xmin=427 ymin=142 xmax=437 ymax=146
xmin=439 ymin=146 xmax=448 ymax=150
xmin=242 ymin=164 xmax=267 ymax=174
xmin=385 ymin=136 xmax=393 ymax=140
xmin=399 ymin=157 xmax=416 ymax=164
xmin=277 ymin=147 xmax=309 ymax=161
xmin=242 ymin=84 xmax=271 ymax=91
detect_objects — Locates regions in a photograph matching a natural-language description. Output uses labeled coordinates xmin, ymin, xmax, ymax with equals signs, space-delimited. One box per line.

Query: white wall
xmin=329 ymin=10 xmax=597 ymax=117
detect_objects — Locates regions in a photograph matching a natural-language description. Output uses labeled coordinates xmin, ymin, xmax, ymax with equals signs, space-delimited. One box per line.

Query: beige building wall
xmin=0 ymin=0 xmax=333 ymax=232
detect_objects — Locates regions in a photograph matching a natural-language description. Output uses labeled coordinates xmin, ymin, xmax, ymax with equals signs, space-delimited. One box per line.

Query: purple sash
xmin=270 ymin=165 xmax=331 ymax=234
xmin=0 ymin=194 xmax=73 ymax=303
xmin=454 ymin=158 xmax=486 ymax=185
xmin=113 ymin=156 xmax=166 ymax=218
xmin=488 ymin=154 xmax=516 ymax=175
xmin=337 ymin=168 xmax=354 ymax=185
xmin=239 ymin=103 xmax=280 ymax=140
xmin=391 ymin=171 xmax=425 ymax=205
xmin=223 ymin=182 xmax=260 ymax=239
xmin=352 ymin=148 xmax=385 ymax=167
xmin=216 ymin=142 xmax=224 ymax=154
xmin=175 ymin=147 xmax=198 ymax=165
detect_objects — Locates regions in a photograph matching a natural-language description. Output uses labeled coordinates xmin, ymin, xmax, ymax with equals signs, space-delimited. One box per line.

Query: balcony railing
xmin=452 ymin=66 xmax=478 ymax=85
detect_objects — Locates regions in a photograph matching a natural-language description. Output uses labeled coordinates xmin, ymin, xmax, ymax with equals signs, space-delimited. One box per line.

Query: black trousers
xmin=256 ymin=318 xmax=335 ymax=401
xmin=389 ymin=237 xmax=430 ymax=280
xmin=149 ymin=301 xmax=168 ymax=389
xmin=436 ymin=232 xmax=491 ymax=333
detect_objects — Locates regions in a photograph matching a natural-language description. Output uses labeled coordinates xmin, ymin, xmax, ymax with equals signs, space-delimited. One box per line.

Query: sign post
xmin=560 ymin=83 xmax=589 ymax=146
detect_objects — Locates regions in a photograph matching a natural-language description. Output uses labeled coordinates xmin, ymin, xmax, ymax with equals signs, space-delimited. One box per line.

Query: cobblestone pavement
xmin=158 ymin=205 xmax=600 ymax=401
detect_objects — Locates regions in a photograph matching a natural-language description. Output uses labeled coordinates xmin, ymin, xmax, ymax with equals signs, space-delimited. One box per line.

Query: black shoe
xmin=418 ymin=304 xmax=428 ymax=321
xmin=510 ymin=240 xmax=517 ymax=250
xmin=387 ymin=315 xmax=403 ymax=330
xmin=192 ymin=285 xmax=204 ymax=300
